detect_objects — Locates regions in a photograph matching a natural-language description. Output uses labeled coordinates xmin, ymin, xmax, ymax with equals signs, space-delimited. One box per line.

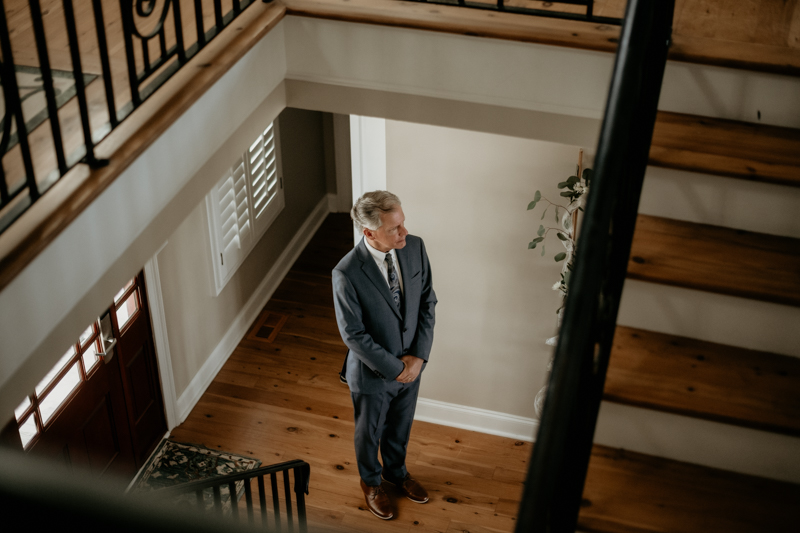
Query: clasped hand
xmin=395 ymin=355 xmax=423 ymax=383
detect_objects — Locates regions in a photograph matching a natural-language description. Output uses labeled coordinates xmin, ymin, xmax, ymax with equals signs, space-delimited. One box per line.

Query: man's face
xmin=364 ymin=207 xmax=408 ymax=252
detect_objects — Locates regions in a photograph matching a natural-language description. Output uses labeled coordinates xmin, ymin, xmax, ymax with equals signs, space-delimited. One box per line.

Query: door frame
xmin=142 ymin=241 xmax=179 ymax=430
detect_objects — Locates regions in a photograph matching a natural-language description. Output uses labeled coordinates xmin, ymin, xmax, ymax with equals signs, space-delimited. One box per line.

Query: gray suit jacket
xmin=332 ymin=235 xmax=437 ymax=394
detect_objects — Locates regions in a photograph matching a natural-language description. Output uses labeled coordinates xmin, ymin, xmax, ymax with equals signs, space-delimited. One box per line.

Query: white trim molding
xmin=415 ymin=397 xmax=539 ymax=442
xmin=143 ymin=242 xmax=179 ymax=430
xmin=175 ymin=195 xmax=331 ymax=423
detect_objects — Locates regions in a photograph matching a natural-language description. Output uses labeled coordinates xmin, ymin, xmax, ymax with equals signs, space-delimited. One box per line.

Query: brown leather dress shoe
xmin=384 ymin=473 xmax=429 ymax=504
xmin=360 ymin=479 xmax=394 ymax=520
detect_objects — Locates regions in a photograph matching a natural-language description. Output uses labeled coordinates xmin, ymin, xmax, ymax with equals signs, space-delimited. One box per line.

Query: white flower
xmin=545 ymin=335 xmax=559 ymax=346
xmin=552 ymin=281 xmax=561 ymax=290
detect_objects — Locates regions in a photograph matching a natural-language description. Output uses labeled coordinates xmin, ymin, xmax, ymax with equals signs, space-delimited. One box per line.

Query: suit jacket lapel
xmin=357 ymin=240 xmax=402 ymax=319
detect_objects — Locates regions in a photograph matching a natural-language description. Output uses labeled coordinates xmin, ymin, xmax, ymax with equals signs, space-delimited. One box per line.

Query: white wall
xmin=386 ymin=120 xmax=578 ymax=420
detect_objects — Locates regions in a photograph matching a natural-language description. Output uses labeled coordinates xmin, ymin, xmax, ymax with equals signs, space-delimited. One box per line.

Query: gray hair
xmin=351 ymin=191 xmax=402 ymax=234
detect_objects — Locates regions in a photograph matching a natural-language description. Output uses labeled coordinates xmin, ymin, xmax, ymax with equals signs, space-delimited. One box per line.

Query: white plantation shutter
xmin=207 ymin=120 xmax=284 ymax=295
xmin=248 ymin=122 xmax=284 ymax=237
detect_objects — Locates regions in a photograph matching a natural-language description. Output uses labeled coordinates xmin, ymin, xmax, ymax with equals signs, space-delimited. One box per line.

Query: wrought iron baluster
xmin=213 ymin=0 xmax=223 ymax=30
xmin=283 ymin=470 xmax=294 ymax=532
xmin=141 ymin=38 xmax=151 ymax=75
xmin=244 ymin=478 xmax=255 ymax=525
xmin=271 ymin=472 xmax=281 ymax=532
xmin=228 ymin=481 xmax=239 ymax=520
xmin=28 ymin=0 xmax=67 ymax=175
xmin=172 ymin=0 xmax=186 ymax=64
xmin=193 ymin=0 xmax=206 ymax=48
xmin=258 ymin=475 xmax=268 ymax=526
xmin=158 ymin=27 xmax=167 ymax=58
xmin=91 ymin=0 xmax=118 ymax=128
xmin=212 ymin=485 xmax=223 ymax=514
xmin=293 ymin=465 xmax=310 ymax=533
xmin=62 ymin=0 xmax=107 ymax=168
xmin=120 ymin=0 xmax=142 ymax=106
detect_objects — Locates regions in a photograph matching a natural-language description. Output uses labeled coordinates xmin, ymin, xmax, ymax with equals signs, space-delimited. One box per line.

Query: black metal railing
xmin=404 ymin=0 xmax=622 ymax=25
xmin=157 ymin=459 xmax=311 ymax=532
xmin=515 ymin=0 xmax=675 ymax=531
xmin=0 ymin=0 xmax=264 ymax=233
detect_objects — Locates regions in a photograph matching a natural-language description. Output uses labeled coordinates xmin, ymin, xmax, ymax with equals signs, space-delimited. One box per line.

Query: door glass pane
xmin=35 ymin=347 xmax=76 ymax=396
xmin=39 ymin=362 xmax=81 ymax=425
xmin=82 ymin=340 xmax=100 ymax=374
xmin=14 ymin=397 xmax=31 ymax=420
xmin=116 ymin=291 xmax=139 ymax=331
xmin=79 ymin=324 xmax=95 ymax=347
xmin=114 ymin=279 xmax=135 ymax=304
xmin=18 ymin=415 xmax=38 ymax=448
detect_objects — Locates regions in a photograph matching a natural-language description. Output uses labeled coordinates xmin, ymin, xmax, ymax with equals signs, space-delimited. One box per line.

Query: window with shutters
xmin=206 ymin=120 xmax=285 ymax=295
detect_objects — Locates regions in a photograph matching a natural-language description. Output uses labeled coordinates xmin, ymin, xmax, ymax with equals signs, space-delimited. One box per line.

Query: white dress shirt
xmin=363 ymin=237 xmax=404 ymax=295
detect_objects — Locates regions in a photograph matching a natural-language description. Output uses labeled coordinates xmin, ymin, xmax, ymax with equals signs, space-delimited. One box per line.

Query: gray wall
xmin=158 ymin=108 xmax=328 ymax=397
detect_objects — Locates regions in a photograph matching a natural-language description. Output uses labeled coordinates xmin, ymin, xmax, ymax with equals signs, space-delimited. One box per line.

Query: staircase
xmin=576 ymin=108 xmax=800 ymax=530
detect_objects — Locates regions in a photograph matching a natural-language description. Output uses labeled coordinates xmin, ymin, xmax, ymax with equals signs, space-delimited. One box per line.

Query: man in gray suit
xmin=332 ymin=190 xmax=437 ymax=520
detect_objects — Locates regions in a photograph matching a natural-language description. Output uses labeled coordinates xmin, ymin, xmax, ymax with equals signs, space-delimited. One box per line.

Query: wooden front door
xmin=112 ymin=271 xmax=167 ymax=466
xmin=6 ymin=271 xmax=167 ymax=481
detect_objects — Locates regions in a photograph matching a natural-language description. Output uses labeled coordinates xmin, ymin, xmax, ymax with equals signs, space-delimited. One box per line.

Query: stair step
xmin=580 ymin=445 xmax=800 ymax=533
xmin=649 ymin=111 xmax=800 ymax=187
xmin=605 ymin=326 xmax=800 ymax=436
xmin=627 ymin=215 xmax=800 ymax=307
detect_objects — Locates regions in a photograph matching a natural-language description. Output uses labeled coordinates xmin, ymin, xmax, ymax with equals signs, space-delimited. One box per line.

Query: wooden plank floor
xmin=169 ymin=213 xmax=528 ymax=533
xmin=580 ymin=445 xmax=800 ymax=533
xmin=649 ymin=111 xmax=800 ymax=187
xmin=627 ymin=214 xmax=800 ymax=307
xmin=605 ymin=326 xmax=800 ymax=436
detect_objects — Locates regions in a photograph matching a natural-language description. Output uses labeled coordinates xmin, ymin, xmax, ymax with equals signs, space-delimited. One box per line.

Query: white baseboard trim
xmin=415 ymin=397 xmax=538 ymax=442
xmin=175 ymin=195 xmax=331 ymax=423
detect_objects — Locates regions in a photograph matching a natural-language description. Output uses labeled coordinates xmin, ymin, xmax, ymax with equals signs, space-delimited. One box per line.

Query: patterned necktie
xmin=385 ymin=253 xmax=402 ymax=312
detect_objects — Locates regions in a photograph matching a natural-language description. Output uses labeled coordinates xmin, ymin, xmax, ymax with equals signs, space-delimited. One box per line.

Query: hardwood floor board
xmin=446 ymin=521 xmax=510 ymax=533
xmin=271 ymin=280 xmax=337 ymax=308
xmin=230 ymin=344 xmax=344 ymax=374
xmin=414 ymin=451 xmax=497 ymax=481
xmin=192 ymin=394 xmax=357 ymax=446
xmin=261 ymin=300 xmax=344 ymax=344
xmin=340 ymin=511 xmax=413 ymax=533
xmin=491 ymin=466 xmax=526 ymax=484
xmin=215 ymin=367 xmax=260 ymax=388
xmin=628 ymin=214 xmax=800 ymax=306
xmin=206 ymin=381 xmax=353 ymax=419
xmin=451 ymin=427 xmax=530 ymax=453
xmin=305 ymin=504 xmax=347 ymax=533
xmin=649 ymin=111 xmax=800 ymax=187
xmin=252 ymin=376 xmax=353 ymax=410
xmin=456 ymin=446 xmax=530 ymax=473
xmin=606 ymin=326 xmax=800 ymax=436
xmin=494 ymin=498 xmax=522 ymax=519
xmin=239 ymin=332 xmax=346 ymax=359
xmin=580 ymin=445 xmax=800 ymax=533
xmin=414 ymin=467 xmax=524 ymax=502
